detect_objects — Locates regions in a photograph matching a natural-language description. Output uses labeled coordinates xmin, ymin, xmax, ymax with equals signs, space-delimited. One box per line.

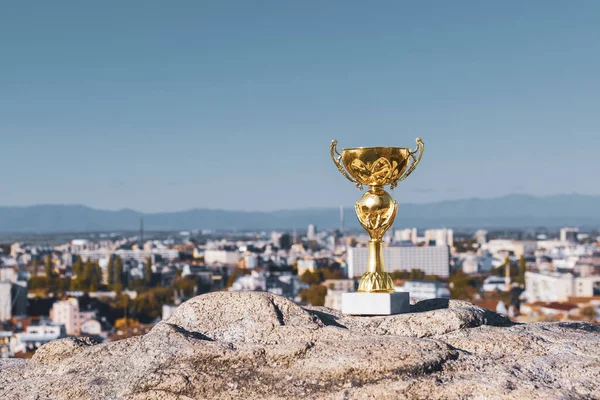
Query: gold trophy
xmin=330 ymin=138 xmax=424 ymax=293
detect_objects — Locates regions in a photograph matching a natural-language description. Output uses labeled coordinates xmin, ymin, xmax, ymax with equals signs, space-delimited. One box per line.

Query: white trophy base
xmin=341 ymin=292 xmax=410 ymax=316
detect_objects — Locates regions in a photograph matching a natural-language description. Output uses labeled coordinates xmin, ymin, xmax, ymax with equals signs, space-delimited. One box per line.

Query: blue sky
xmin=1 ymin=1 xmax=599 ymax=212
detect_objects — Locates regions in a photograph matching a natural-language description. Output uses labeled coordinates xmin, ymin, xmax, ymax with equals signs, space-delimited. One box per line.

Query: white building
xmin=80 ymin=319 xmax=102 ymax=336
xmin=347 ymin=246 xmax=450 ymax=278
xmin=297 ymin=259 xmax=317 ymax=276
xmin=424 ymin=229 xmax=453 ymax=247
xmin=12 ymin=321 xmax=66 ymax=353
xmin=397 ymin=281 xmax=450 ymax=301
xmin=73 ymin=248 xmax=179 ymax=263
xmin=461 ymin=254 xmax=479 ymax=274
xmin=244 ymin=253 xmax=258 ymax=269
xmin=324 ymin=290 xmax=345 ymax=310
xmin=475 ymin=230 xmax=488 ymax=245
xmin=162 ymin=304 xmax=178 ymax=321
xmin=230 ymin=271 xmax=266 ymax=292
xmin=307 ymin=224 xmax=317 ymax=240
xmin=560 ymin=227 xmax=579 ymax=243
xmin=50 ymin=298 xmax=95 ymax=336
xmin=204 ymin=250 xmax=239 ymax=266
xmin=482 ymin=276 xmax=507 ymax=292
xmin=394 ymin=228 xmax=417 ymax=244
xmin=525 ymin=271 xmax=600 ymax=302
xmin=0 ymin=281 xmax=11 ymax=321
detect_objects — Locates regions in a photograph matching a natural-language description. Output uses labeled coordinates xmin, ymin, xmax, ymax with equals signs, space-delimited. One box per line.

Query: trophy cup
xmin=330 ymin=138 xmax=424 ymax=314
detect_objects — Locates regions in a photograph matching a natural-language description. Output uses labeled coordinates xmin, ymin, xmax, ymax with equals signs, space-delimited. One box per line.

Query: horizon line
xmin=0 ymin=192 xmax=598 ymax=214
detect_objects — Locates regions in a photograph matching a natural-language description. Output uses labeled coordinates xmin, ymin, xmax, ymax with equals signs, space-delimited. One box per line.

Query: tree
xmin=300 ymin=285 xmax=327 ymax=306
xmin=581 ymin=306 xmax=597 ymax=321
xmin=390 ymin=270 xmax=410 ymax=281
xmin=107 ymin=256 xmax=115 ymax=287
xmin=132 ymin=287 xmax=174 ymax=323
xmin=114 ymin=256 xmax=124 ymax=292
xmin=516 ymin=255 xmax=527 ymax=285
xmin=44 ymin=255 xmax=54 ymax=278
xmin=409 ymin=269 xmax=426 ymax=280
xmin=72 ymin=256 xmax=83 ymax=277
xmin=144 ymin=257 xmax=153 ymax=285
xmin=300 ymin=270 xmax=321 ymax=285
xmin=449 ymin=269 xmax=479 ymax=300
xmin=80 ymin=259 xmax=103 ymax=293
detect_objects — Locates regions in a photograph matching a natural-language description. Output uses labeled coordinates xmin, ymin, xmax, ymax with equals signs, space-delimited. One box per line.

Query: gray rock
xmin=0 ymin=292 xmax=598 ymax=399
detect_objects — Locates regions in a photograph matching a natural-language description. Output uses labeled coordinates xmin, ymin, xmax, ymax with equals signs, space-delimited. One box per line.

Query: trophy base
xmin=341 ymin=292 xmax=410 ymax=316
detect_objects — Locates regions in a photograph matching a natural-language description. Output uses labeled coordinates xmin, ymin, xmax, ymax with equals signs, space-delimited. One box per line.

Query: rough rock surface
xmin=1 ymin=292 xmax=598 ymax=399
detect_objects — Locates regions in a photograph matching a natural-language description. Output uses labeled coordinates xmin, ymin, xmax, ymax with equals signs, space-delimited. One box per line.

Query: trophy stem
xmin=358 ymin=239 xmax=395 ymax=293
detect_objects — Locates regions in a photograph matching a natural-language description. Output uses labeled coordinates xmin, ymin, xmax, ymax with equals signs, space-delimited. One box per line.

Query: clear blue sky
xmin=1 ymin=1 xmax=599 ymax=212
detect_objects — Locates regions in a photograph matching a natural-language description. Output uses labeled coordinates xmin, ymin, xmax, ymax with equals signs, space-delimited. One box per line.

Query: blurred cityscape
xmin=1 ymin=213 xmax=599 ymax=359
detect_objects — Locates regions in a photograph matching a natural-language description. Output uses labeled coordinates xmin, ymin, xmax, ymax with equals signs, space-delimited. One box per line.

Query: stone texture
xmin=0 ymin=292 xmax=598 ymax=399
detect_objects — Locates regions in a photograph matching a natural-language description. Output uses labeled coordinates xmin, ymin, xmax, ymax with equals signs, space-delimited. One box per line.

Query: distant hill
xmin=0 ymin=194 xmax=599 ymax=232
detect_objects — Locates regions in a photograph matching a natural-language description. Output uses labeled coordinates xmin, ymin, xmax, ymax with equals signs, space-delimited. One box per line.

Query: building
xmin=50 ymin=298 xmax=95 ymax=336
xmin=560 ymin=227 xmax=579 ymax=243
xmin=73 ymin=248 xmax=180 ymax=263
xmin=424 ymin=229 xmax=453 ymax=247
xmin=162 ymin=304 xmax=178 ymax=321
xmin=307 ymin=224 xmax=317 ymax=240
xmin=297 ymin=259 xmax=317 ymax=276
xmin=322 ymin=280 xmax=356 ymax=310
xmin=394 ymin=228 xmax=417 ymax=244
xmin=482 ymin=276 xmax=507 ymax=292
xmin=265 ymin=273 xmax=298 ymax=298
xmin=324 ymin=290 xmax=345 ymax=310
xmin=204 ymin=250 xmax=239 ymax=266
xmin=397 ymin=280 xmax=450 ymax=301
xmin=525 ymin=271 xmax=600 ymax=302
xmin=0 ymin=281 xmax=11 ymax=321
xmin=475 ymin=230 xmax=488 ymax=245
xmin=10 ymin=281 xmax=27 ymax=317
xmin=80 ymin=319 xmax=102 ymax=336
xmin=461 ymin=254 xmax=479 ymax=274
xmin=230 ymin=271 xmax=266 ymax=292
xmin=0 ymin=266 xmax=17 ymax=282
xmin=347 ymin=246 xmax=450 ymax=278
xmin=12 ymin=320 xmax=66 ymax=353
xmin=243 ymin=253 xmax=259 ymax=269
xmin=322 ymin=279 xmax=356 ymax=291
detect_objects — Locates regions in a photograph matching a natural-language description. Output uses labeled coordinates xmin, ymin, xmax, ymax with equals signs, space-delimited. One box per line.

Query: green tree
xmin=144 ymin=257 xmax=153 ymax=285
xmin=44 ymin=255 xmax=54 ymax=278
xmin=409 ymin=269 xmax=426 ymax=280
xmin=300 ymin=270 xmax=321 ymax=285
xmin=72 ymin=256 xmax=83 ymax=277
xmin=300 ymin=285 xmax=328 ymax=306
xmin=79 ymin=259 xmax=103 ymax=292
xmin=107 ymin=256 xmax=115 ymax=287
xmin=390 ymin=270 xmax=410 ymax=280
xmin=449 ymin=269 xmax=479 ymax=300
xmin=114 ymin=257 xmax=124 ymax=293
xmin=132 ymin=287 xmax=174 ymax=323
xmin=516 ymin=255 xmax=527 ymax=285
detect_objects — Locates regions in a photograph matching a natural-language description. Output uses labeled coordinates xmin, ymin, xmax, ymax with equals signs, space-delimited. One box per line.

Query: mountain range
xmin=0 ymin=194 xmax=598 ymax=232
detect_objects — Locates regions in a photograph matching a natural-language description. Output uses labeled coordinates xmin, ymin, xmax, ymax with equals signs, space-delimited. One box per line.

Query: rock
xmin=1 ymin=292 xmax=598 ymax=399
xmin=32 ymin=336 xmax=98 ymax=366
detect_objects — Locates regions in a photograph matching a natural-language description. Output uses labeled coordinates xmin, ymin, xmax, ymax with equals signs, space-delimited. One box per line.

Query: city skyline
xmin=2 ymin=2 xmax=600 ymax=212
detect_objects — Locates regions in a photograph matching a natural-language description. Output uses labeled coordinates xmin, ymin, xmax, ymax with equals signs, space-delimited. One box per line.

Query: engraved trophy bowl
xmin=330 ymin=138 xmax=424 ymax=293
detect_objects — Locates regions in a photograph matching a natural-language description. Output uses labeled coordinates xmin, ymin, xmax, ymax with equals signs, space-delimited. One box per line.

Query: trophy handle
xmin=392 ymin=137 xmax=424 ymax=189
xmin=330 ymin=140 xmax=363 ymax=190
